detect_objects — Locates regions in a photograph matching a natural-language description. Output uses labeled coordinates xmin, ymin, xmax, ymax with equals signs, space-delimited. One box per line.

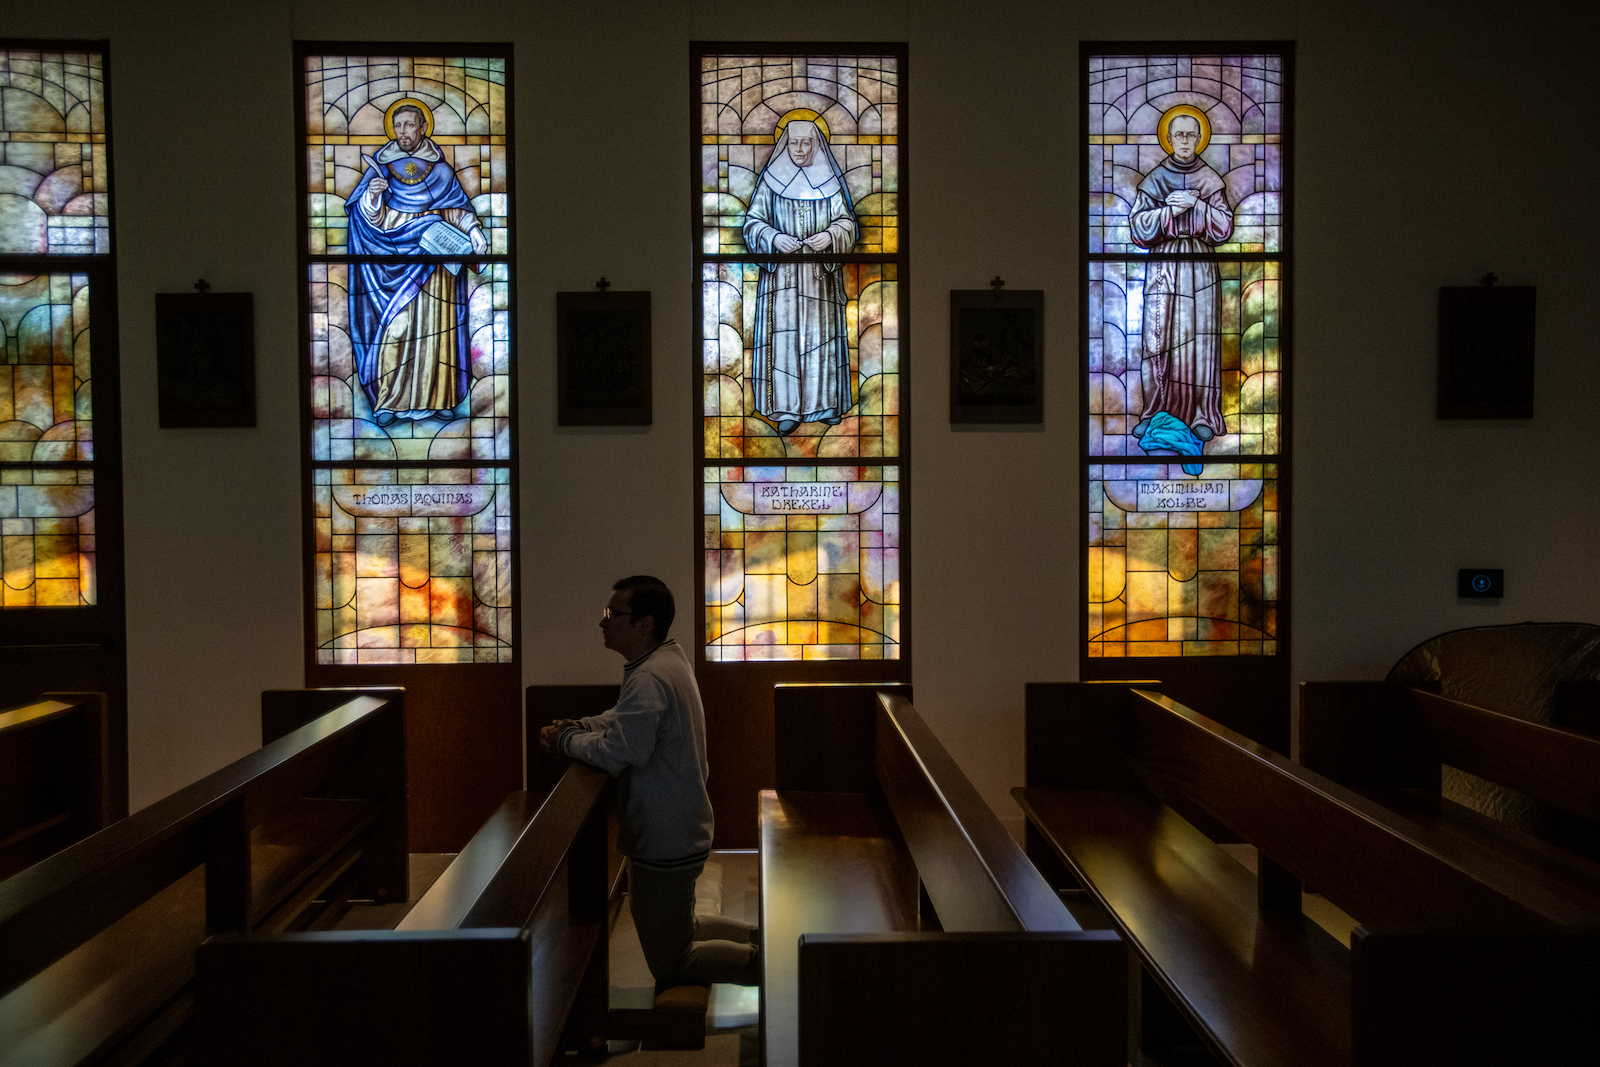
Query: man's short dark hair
xmin=614 ymin=575 xmax=674 ymax=641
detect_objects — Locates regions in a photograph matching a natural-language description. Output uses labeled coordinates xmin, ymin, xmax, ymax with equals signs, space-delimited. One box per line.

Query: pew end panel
xmin=0 ymin=693 xmax=112 ymax=880
xmin=773 ymin=681 xmax=911 ymax=791
xmin=1350 ymin=926 xmax=1600 ymax=1066
xmin=198 ymin=928 xmax=536 ymax=1067
xmin=797 ymin=930 xmax=1127 ymax=1067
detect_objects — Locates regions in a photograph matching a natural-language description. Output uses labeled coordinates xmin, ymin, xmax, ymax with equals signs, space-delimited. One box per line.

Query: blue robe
xmin=346 ymin=145 xmax=475 ymax=418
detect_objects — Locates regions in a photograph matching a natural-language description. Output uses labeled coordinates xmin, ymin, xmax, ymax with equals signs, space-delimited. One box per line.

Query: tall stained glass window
xmin=696 ymin=47 xmax=907 ymax=662
xmin=2 ymin=47 xmax=111 ymax=611
xmin=297 ymin=49 xmax=516 ymax=665
xmin=1083 ymin=46 xmax=1290 ymax=660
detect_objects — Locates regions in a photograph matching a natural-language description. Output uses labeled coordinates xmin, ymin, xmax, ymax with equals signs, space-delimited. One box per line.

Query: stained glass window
xmin=1 ymin=273 xmax=94 ymax=607
xmin=696 ymin=49 xmax=906 ymax=661
xmin=1 ymin=46 xmax=108 ymax=611
xmin=1083 ymin=48 xmax=1289 ymax=659
xmin=299 ymin=49 xmax=516 ymax=665
xmin=0 ymin=49 xmax=109 ymax=256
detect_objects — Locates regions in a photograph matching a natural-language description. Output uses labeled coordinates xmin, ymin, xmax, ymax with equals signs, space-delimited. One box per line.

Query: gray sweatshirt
xmin=559 ymin=639 xmax=714 ymax=863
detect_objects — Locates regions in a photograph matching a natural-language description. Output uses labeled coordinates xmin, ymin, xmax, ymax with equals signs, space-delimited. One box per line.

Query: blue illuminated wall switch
xmin=1458 ymin=569 xmax=1504 ymax=598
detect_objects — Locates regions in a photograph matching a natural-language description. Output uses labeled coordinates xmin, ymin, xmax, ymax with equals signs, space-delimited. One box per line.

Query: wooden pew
xmin=1300 ymin=680 xmax=1600 ymax=910
xmin=1015 ymin=682 xmax=1600 ymax=1067
xmin=196 ymin=760 xmax=618 ymax=1065
xmin=0 ymin=692 xmax=112 ymax=880
xmin=763 ymin=683 xmax=1126 ymax=1067
xmin=0 ymin=690 xmax=405 ymax=1067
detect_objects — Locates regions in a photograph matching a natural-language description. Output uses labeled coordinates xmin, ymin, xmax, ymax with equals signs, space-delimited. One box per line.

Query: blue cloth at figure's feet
xmin=1137 ymin=411 xmax=1206 ymax=476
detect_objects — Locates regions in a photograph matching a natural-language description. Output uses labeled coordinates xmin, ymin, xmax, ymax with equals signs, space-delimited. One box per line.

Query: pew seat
xmin=762 ymin=684 xmax=1126 ymax=1067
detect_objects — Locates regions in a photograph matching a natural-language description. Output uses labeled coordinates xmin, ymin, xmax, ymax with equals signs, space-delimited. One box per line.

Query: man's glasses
xmin=602 ymin=607 xmax=636 ymax=621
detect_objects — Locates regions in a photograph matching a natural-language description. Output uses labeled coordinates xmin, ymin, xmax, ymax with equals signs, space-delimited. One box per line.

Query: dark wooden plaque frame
xmin=1437 ymin=285 xmax=1535 ymax=419
xmin=556 ymin=290 xmax=652 ymax=426
xmin=155 ymin=291 xmax=257 ymax=428
xmin=949 ymin=288 xmax=1044 ymax=424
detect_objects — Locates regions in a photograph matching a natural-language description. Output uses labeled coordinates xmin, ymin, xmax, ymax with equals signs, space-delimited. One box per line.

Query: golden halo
xmin=1156 ymin=104 xmax=1211 ymax=154
xmin=774 ymin=108 xmax=830 ymax=144
xmin=383 ymin=98 xmax=434 ymax=142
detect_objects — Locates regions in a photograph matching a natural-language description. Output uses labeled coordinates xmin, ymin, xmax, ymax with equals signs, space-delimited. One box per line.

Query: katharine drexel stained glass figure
xmin=346 ymin=99 xmax=488 ymax=427
xmin=742 ymin=115 xmax=859 ymax=436
xmin=1130 ymin=107 xmax=1234 ymax=455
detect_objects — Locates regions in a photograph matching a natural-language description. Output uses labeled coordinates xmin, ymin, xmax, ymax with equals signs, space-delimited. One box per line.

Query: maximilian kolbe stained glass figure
xmin=1130 ymin=106 xmax=1234 ymax=473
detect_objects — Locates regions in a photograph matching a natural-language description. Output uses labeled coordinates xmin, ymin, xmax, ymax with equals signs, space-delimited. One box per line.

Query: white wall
xmin=12 ymin=1 xmax=1595 ymax=830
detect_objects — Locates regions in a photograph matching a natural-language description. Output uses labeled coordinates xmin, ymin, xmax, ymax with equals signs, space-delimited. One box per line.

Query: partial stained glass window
xmin=702 ymin=261 xmax=899 ymax=461
xmin=305 ymin=55 xmax=508 ymax=257
xmin=2 ymin=467 xmax=94 ymax=607
xmin=0 ymin=50 xmax=109 ymax=255
xmin=1087 ymin=462 xmax=1277 ymax=657
xmin=697 ymin=48 xmax=906 ymax=663
xmin=301 ymin=49 xmax=516 ymax=666
xmin=1084 ymin=47 xmax=1288 ymax=660
xmin=705 ymin=464 xmax=899 ymax=661
xmin=2 ymin=272 xmax=94 ymax=607
xmin=313 ymin=467 xmax=511 ymax=664
xmin=308 ymin=262 xmax=510 ymax=462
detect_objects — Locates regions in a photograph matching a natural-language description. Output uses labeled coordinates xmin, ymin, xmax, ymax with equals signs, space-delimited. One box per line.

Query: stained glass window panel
xmin=1084 ymin=45 xmax=1288 ymax=662
xmin=1 ymin=273 xmax=92 ymax=463
xmin=700 ymin=54 xmax=899 ymax=256
xmin=0 ymin=50 xmax=108 ymax=255
xmin=1087 ymin=462 xmax=1276 ymax=658
xmin=1089 ymin=259 xmax=1279 ymax=459
xmin=702 ymin=261 xmax=898 ymax=460
xmin=313 ymin=466 xmax=511 ymax=665
xmin=308 ymin=263 xmax=509 ymax=461
xmin=2 ymin=467 xmax=94 ymax=607
xmin=704 ymin=464 xmax=899 ymax=661
xmin=304 ymin=55 xmax=508 ymax=257
xmin=1088 ymin=54 xmax=1282 ymax=256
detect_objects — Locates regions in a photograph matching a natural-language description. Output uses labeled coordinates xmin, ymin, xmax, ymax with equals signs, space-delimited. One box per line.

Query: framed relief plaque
xmin=557 ymin=289 xmax=652 ymax=426
xmin=950 ymin=288 xmax=1043 ymax=424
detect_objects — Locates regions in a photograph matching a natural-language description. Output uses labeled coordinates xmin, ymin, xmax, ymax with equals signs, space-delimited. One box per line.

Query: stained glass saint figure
xmin=345 ymin=100 xmax=488 ymax=427
xmin=1130 ymin=108 xmax=1234 ymax=461
xmin=742 ymin=116 xmax=859 ymax=436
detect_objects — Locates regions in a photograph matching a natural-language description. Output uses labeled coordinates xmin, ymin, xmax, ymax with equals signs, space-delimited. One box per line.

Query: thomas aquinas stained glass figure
xmin=1131 ymin=107 xmax=1234 ymax=460
xmin=346 ymin=99 xmax=487 ymax=427
xmin=743 ymin=115 xmax=859 ymax=435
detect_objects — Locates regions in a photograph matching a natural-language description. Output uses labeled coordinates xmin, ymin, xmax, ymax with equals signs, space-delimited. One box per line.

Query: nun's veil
xmin=755 ymin=118 xmax=851 ymax=203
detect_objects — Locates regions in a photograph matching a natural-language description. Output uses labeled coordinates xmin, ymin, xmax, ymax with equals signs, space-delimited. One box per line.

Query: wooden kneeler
xmin=607 ymin=983 xmax=709 ymax=1049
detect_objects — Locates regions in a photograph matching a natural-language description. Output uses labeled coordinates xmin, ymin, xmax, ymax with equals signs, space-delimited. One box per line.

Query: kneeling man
xmin=541 ymin=575 xmax=758 ymax=986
